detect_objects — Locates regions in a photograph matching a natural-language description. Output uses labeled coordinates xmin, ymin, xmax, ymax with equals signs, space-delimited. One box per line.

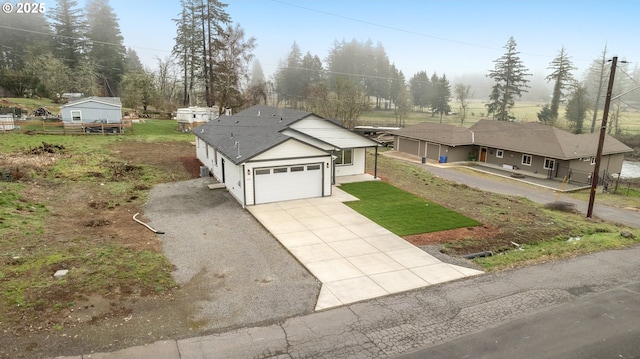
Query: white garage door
xmin=254 ymin=163 xmax=323 ymax=204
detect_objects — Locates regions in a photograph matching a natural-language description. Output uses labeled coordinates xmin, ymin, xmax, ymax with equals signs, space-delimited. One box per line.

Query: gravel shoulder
xmin=144 ymin=177 xmax=321 ymax=331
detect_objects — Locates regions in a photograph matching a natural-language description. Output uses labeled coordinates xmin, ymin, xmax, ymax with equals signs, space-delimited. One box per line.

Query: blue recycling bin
xmin=439 ymin=155 xmax=447 ymax=163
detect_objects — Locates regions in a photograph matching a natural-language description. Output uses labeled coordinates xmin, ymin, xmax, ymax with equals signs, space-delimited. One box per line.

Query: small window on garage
xmin=307 ymin=164 xmax=321 ymax=171
xmin=291 ymin=166 xmax=304 ymax=172
xmin=521 ymin=154 xmax=532 ymax=166
xmin=255 ymin=169 xmax=270 ymax=175
xmin=496 ymin=149 xmax=504 ymax=158
xmin=273 ymin=167 xmax=288 ymax=174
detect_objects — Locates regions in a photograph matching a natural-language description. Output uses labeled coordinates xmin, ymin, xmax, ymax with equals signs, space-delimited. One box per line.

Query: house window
xmin=205 ymin=144 xmax=209 ymax=159
xmin=590 ymin=157 xmax=596 ymax=165
xmin=543 ymin=158 xmax=555 ymax=170
xmin=521 ymin=154 xmax=532 ymax=166
xmin=496 ymin=149 xmax=504 ymax=158
xmin=213 ymin=148 xmax=218 ymax=166
xmin=71 ymin=110 xmax=81 ymax=122
xmin=333 ymin=149 xmax=353 ymax=166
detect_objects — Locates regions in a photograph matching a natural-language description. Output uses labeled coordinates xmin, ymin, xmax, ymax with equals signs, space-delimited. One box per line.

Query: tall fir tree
xmin=85 ymin=0 xmax=125 ymax=96
xmin=543 ymin=46 xmax=576 ymax=124
xmin=486 ymin=37 xmax=531 ymax=121
xmin=49 ymin=0 xmax=87 ymax=69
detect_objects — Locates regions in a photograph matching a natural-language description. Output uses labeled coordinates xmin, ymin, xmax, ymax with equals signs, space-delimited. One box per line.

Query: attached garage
xmin=253 ymin=163 xmax=323 ymax=204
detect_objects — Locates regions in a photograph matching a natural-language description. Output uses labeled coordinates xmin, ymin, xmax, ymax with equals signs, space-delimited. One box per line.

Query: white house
xmin=194 ymin=105 xmax=379 ymax=206
xmin=60 ymin=97 xmax=122 ymax=124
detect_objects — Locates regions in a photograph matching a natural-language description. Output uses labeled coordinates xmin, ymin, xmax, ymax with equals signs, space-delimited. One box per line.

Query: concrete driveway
xmin=248 ymin=186 xmax=483 ymax=310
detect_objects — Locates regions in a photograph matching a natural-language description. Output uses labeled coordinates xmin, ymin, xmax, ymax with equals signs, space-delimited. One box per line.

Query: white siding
xmin=251 ymin=138 xmax=328 ymax=160
xmin=289 ymin=117 xmax=377 ymax=149
xmin=334 ymin=148 xmax=367 ymax=177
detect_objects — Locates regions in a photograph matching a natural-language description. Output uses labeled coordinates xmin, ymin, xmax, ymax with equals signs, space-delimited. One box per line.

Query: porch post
xmin=374 ymin=146 xmax=378 ymax=179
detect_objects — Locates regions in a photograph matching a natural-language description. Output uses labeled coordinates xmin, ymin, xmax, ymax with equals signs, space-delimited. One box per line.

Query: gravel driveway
xmin=144 ymin=178 xmax=320 ymax=331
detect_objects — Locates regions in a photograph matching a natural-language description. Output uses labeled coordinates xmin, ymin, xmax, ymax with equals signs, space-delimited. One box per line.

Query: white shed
xmin=0 ymin=114 xmax=15 ymax=131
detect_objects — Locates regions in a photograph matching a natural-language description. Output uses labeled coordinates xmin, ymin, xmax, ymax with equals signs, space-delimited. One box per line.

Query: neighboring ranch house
xmin=194 ymin=105 xmax=379 ymax=206
xmin=60 ymin=97 xmax=122 ymax=124
xmin=392 ymin=119 xmax=632 ymax=184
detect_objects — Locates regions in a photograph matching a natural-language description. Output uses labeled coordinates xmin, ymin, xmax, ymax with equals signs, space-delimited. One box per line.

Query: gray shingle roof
xmin=469 ymin=120 xmax=632 ymax=158
xmin=390 ymin=122 xmax=473 ymax=146
xmin=393 ymin=119 xmax=632 ymax=159
xmin=62 ymin=96 xmax=122 ymax=108
xmin=193 ymin=105 xmax=313 ymax=165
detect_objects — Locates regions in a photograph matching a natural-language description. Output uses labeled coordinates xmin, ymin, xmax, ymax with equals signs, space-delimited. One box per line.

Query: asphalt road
xmin=396 ymin=282 xmax=640 ymax=359
xmin=423 ymin=163 xmax=640 ymax=229
xmin=68 ymin=245 xmax=640 ymax=359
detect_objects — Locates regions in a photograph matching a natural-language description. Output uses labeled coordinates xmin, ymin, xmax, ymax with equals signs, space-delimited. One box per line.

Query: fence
xmin=0 ymin=119 xmax=134 ymax=135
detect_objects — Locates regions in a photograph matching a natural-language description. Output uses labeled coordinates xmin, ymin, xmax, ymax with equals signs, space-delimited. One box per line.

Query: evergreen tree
xmin=0 ymin=10 xmax=51 ymax=71
xmin=85 ymin=0 xmax=126 ymax=96
xmin=245 ymin=60 xmax=267 ymax=106
xmin=542 ymin=46 xmax=576 ymax=124
xmin=196 ymin=0 xmax=230 ymax=107
xmin=409 ymin=71 xmax=431 ymax=112
xmin=486 ymin=37 xmax=531 ymax=120
xmin=49 ymin=0 xmax=87 ymax=69
xmin=124 ymin=48 xmax=145 ymax=73
xmin=173 ymin=0 xmax=200 ymax=105
xmin=274 ymin=42 xmax=304 ymax=108
xmin=433 ymin=74 xmax=452 ymax=123
xmin=583 ymin=45 xmax=608 ymax=133
xmin=565 ymin=84 xmax=590 ymax=134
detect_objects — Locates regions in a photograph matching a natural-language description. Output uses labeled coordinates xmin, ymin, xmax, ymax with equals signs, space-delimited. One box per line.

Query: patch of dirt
xmin=404 ymin=225 xmax=501 ymax=245
xmin=0 ymin=140 xmax=208 ymax=359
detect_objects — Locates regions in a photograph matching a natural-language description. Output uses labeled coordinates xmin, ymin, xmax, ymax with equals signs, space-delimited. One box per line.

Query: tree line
xmin=486 ymin=37 xmax=640 ymax=135
xmin=1 ymin=0 xmax=638 ymax=135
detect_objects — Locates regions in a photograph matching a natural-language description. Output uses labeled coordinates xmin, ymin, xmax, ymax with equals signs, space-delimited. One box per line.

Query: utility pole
xmin=587 ymin=56 xmax=617 ymax=218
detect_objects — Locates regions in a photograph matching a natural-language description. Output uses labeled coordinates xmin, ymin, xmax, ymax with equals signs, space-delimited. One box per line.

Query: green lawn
xmin=339 ymin=181 xmax=481 ymax=236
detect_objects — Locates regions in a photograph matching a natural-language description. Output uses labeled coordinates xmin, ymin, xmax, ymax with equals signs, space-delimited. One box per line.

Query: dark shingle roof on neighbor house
xmin=392 ymin=119 xmax=632 ymax=160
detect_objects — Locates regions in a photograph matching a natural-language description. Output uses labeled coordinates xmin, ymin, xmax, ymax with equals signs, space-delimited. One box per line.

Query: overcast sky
xmin=105 ymin=0 xmax=639 ymax=81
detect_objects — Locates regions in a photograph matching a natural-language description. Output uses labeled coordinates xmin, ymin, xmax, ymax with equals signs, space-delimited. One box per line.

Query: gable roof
xmin=391 ymin=122 xmax=473 ymax=146
xmin=393 ymin=119 xmax=632 ymax=159
xmin=61 ymin=96 xmax=122 ymax=108
xmin=469 ymin=120 xmax=631 ymax=158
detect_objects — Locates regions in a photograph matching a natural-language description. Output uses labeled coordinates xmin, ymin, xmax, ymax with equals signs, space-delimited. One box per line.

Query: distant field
xmin=360 ymin=101 xmax=640 ymax=135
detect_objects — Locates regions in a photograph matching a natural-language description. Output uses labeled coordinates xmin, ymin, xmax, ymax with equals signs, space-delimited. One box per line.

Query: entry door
xmin=480 ymin=147 xmax=487 ymax=162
